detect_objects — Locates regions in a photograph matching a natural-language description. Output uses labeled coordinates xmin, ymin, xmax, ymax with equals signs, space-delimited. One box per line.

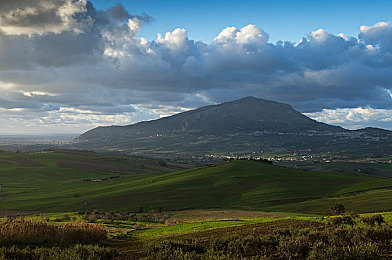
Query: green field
xmin=2 ymin=150 xmax=392 ymax=214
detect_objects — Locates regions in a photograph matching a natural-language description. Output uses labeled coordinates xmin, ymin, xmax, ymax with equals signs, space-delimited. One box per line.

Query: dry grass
xmin=170 ymin=209 xmax=287 ymax=223
xmin=0 ymin=217 xmax=107 ymax=245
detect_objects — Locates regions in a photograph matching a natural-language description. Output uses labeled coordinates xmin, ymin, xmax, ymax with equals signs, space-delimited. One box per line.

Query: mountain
xmin=74 ymin=97 xmax=392 ymax=159
xmin=77 ymin=97 xmax=343 ymax=141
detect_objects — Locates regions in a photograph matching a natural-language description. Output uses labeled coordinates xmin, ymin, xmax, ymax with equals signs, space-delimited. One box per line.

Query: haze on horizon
xmin=1 ymin=0 xmax=392 ymax=134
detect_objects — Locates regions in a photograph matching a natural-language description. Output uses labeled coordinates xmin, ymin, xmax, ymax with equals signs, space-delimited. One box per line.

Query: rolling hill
xmin=2 ymin=150 xmax=392 ymax=214
xmin=73 ymin=97 xmax=392 ymax=159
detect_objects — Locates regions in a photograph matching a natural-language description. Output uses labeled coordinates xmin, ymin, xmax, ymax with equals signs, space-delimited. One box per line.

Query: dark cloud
xmin=0 ymin=0 xmax=92 ymax=35
xmin=107 ymin=3 xmax=131 ymax=21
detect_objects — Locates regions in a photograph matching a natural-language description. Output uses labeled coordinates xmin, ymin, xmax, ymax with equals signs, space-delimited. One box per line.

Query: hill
xmin=73 ymin=97 xmax=392 ymax=159
xmin=2 ymin=151 xmax=392 ymax=214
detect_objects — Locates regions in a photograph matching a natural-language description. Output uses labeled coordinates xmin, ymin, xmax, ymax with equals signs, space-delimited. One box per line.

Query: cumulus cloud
xmin=1 ymin=0 xmax=392 ymax=133
xmin=359 ymin=22 xmax=392 ymax=52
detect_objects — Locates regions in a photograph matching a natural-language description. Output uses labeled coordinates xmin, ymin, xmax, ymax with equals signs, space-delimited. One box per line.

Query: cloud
xmin=359 ymin=22 xmax=392 ymax=52
xmin=1 ymin=0 xmax=392 ymax=132
xmin=214 ymin=24 xmax=269 ymax=46
xmin=0 ymin=0 xmax=93 ymax=35
xmin=305 ymin=107 xmax=392 ymax=130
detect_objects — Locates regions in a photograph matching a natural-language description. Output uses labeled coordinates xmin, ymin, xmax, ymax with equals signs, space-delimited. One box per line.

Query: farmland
xmin=2 ymin=150 xmax=392 ymax=214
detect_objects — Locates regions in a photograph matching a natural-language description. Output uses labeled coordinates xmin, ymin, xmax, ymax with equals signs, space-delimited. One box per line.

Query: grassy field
xmin=2 ymin=150 xmax=392 ymax=214
xmin=0 ymin=149 xmax=189 ymax=211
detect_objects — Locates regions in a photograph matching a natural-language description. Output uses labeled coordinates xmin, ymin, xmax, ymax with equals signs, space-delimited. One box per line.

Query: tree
xmin=330 ymin=204 xmax=345 ymax=215
xmin=158 ymin=160 xmax=167 ymax=167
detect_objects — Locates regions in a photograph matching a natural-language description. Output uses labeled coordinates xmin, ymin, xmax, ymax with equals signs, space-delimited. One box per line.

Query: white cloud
xmin=157 ymin=28 xmax=189 ymax=51
xmin=214 ymin=24 xmax=268 ymax=45
xmin=306 ymin=107 xmax=392 ymax=130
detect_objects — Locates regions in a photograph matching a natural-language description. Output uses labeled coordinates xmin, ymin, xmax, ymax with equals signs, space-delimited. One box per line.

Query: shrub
xmin=146 ymin=240 xmax=205 ymax=260
xmin=134 ymin=223 xmax=142 ymax=230
xmin=361 ymin=214 xmax=385 ymax=226
xmin=165 ymin=219 xmax=180 ymax=226
xmin=328 ymin=213 xmax=357 ymax=227
xmin=62 ymin=215 xmax=71 ymax=221
xmin=212 ymin=235 xmax=277 ymax=257
xmin=277 ymin=235 xmax=311 ymax=258
xmin=308 ymin=241 xmax=381 ymax=260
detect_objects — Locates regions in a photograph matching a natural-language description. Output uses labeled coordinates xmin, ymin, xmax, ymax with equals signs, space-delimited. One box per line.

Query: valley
xmin=2 ymin=98 xmax=392 ymax=259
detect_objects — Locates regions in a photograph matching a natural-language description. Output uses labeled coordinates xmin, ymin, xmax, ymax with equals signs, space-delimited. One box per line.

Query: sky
xmin=0 ymin=0 xmax=392 ymax=134
xmin=93 ymin=0 xmax=392 ymax=43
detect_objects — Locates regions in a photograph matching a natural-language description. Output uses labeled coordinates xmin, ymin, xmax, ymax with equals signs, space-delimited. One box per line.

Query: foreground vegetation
xmin=1 ymin=211 xmax=392 ymax=259
xmin=146 ymin=219 xmax=392 ymax=259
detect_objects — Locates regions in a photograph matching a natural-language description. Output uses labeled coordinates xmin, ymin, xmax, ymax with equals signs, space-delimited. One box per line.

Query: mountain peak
xmin=228 ymin=96 xmax=291 ymax=107
xmin=233 ymin=96 xmax=269 ymax=103
xmin=238 ymin=96 xmax=260 ymax=101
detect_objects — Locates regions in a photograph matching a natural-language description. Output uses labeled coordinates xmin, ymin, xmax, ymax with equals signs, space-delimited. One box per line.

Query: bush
xmin=62 ymin=215 xmax=71 ymax=221
xmin=165 ymin=219 xmax=180 ymax=226
xmin=146 ymin=240 xmax=205 ymax=260
xmin=361 ymin=214 xmax=385 ymax=226
xmin=277 ymin=235 xmax=311 ymax=258
xmin=212 ymin=235 xmax=277 ymax=257
xmin=308 ymin=241 xmax=380 ymax=260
